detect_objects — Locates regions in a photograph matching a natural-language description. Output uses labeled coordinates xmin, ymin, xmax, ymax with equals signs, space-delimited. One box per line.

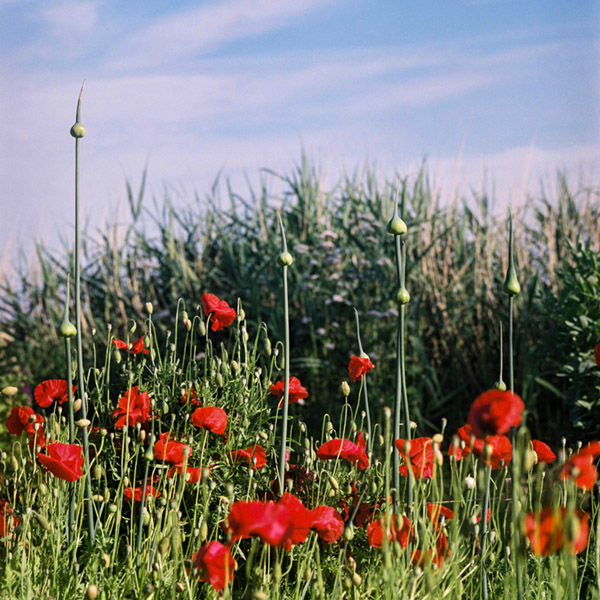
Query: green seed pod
xmin=34 ymin=512 xmax=51 ymax=531
xmin=59 ymin=319 xmax=77 ymax=338
xmin=503 ymin=266 xmax=521 ymax=296
xmin=198 ymin=320 xmax=206 ymax=337
xmin=343 ymin=577 xmax=353 ymax=591
xmin=395 ymin=286 xmax=410 ymax=305
xmin=343 ymin=526 xmax=354 ymax=541
xmin=264 ymin=338 xmax=272 ymax=356
xmin=199 ymin=521 xmax=208 ymax=541
xmin=216 ymin=373 xmax=224 ymax=387
xmin=93 ymin=464 xmax=103 ymax=480
xmin=108 ymin=504 xmax=118 ymax=514
xmin=277 ymin=251 xmax=293 ymax=267
xmin=273 ymin=562 xmax=282 ymax=583
xmin=387 ymin=215 xmax=407 ymax=236
xmin=494 ymin=378 xmax=507 ymax=391
xmin=70 ymin=122 xmax=87 ymax=138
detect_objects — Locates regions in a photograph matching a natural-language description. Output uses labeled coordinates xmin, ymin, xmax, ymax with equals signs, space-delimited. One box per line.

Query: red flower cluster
xmin=192 ymin=541 xmax=236 ymax=591
xmin=467 ymin=389 xmax=524 ymax=438
xmin=153 ymin=432 xmax=191 ymax=467
xmin=6 ymin=406 xmax=44 ymax=437
xmin=411 ymin=534 xmax=450 ymax=569
xmin=201 ymin=294 xmax=236 ymax=332
xmin=180 ymin=387 xmax=201 ymax=406
xmin=560 ymin=441 xmax=600 ymax=490
xmin=38 ymin=443 xmax=84 ymax=482
xmin=317 ymin=431 xmax=369 ymax=470
xmin=168 ymin=466 xmax=205 ymax=484
xmin=226 ymin=493 xmax=343 ymax=550
xmin=34 ymin=380 xmax=76 ymax=409
xmin=530 ymin=440 xmax=556 ymax=464
xmin=395 ymin=437 xmax=435 ymax=479
xmin=525 ymin=507 xmax=589 ymax=556
xmin=269 ymin=377 xmax=308 ymax=408
xmin=427 ymin=503 xmax=454 ymax=528
xmin=449 ymin=424 xmax=512 ymax=470
xmin=124 ymin=485 xmax=160 ymax=503
xmin=112 ymin=335 xmax=149 ymax=355
xmin=0 ymin=500 xmax=20 ymax=537
xmin=348 ymin=355 xmax=374 ymax=382
xmin=191 ymin=406 xmax=228 ymax=435
xmin=231 ymin=445 xmax=267 ymax=469
xmin=367 ymin=514 xmax=413 ymax=548
xmin=112 ymin=386 xmax=152 ymax=428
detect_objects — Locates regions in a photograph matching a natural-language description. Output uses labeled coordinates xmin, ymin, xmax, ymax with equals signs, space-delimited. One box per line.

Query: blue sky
xmin=1 ymin=0 xmax=598 ymax=271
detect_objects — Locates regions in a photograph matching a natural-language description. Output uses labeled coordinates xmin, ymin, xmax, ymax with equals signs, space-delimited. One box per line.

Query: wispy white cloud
xmin=104 ymin=0 xmax=341 ymax=72
xmin=39 ymin=1 xmax=102 ymax=36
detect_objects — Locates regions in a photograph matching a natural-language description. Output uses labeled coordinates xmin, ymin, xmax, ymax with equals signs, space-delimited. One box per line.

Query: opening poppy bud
xmin=238 ymin=308 xmax=246 ymax=321
xmin=387 ymin=215 xmax=407 ymax=236
xmin=1 ymin=386 xmax=18 ymax=398
xmin=432 ymin=433 xmax=444 ymax=444
xmin=76 ymin=418 xmax=90 ymax=428
xmin=145 ymin=302 xmax=154 ymax=315
xmin=70 ymin=122 xmax=86 ymax=138
xmin=395 ymin=287 xmax=410 ymax=305
xmin=464 ymin=475 xmax=476 ymax=490
xmin=524 ymin=449 xmax=537 ymax=471
xmin=277 ymin=251 xmax=293 ymax=266
xmin=183 ymin=319 xmax=192 ymax=331
xmin=59 ymin=319 xmax=77 ymax=338
xmin=328 ymin=475 xmax=339 ymax=490
xmin=494 ymin=378 xmax=507 ymax=391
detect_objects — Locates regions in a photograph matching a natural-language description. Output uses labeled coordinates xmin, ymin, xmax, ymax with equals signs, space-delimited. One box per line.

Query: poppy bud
xmin=253 ymin=592 xmax=268 ymax=600
xmin=277 ymin=251 xmax=293 ymax=267
xmin=494 ymin=379 xmax=507 ymax=391
xmin=503 ymin=213 xmax=520 ymax=296
xmin=351 ymin=573 xmax=362 ymax=587
xmin=73 ymin=398 xmax=82 ymax=412
xmin=108 ymin=504 xmax=118 ymax=514
xmin=432 ymin=433 xmax=443 ymax=444
xmin=93 ymin=464 xmax=103 ymax=480
xmin=340 ymin=381 xmax=351 ymax=397
xmin=146 ymin=302 xmax=154 ymax=315
xmin=387 ymin=215 xmax=407 ymax=236
xmin=343 ymin=577 xmax=353 ymax=592
xmin=395 ymin=287 xmax=410 ymax=306
xmin=101 ymin=553 xmax=110 ymax=568
xmin=59 ymin=319 xmax=77 ymax=338
xmin=464 ymin=475 xmax=476 ymax=490
xmin=343 ymin=526 xmax=354 ymax=541
xmin=183 ymin=319 xmax=192 ymax=331
xmin=1 ymin=386 xmax=18 ymax=397
xmin=34 ymin=511 xmax=51 ymax=531
xmin=76 ymin=418 xmax=90 ymax=428
xmin=70 ymin=122 xmax=87 ymax=138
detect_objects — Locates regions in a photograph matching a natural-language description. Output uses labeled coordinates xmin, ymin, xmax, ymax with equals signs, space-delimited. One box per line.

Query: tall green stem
xmin=480 ymin=463 xmax=492 ymax=599
xmin=72 ymin=84 xmax=95 ymax=543
xmin=353 ymin=308 xmax=372 ymax=454
xmin=276 ymin=213 xmax=292 ymax=496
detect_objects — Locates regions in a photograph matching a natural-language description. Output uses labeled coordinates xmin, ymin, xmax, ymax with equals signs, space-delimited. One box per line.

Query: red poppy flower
xmin=112 ymin=386 xmax=152 ymax=428
xmin=0 ymin=501 xmax=20 ymax=537
xmin=153 ymin=432 xmax=191 ymax=467
xmin=34 ymin=380 xmax=76 ymax=409
xmin=560 ymin=442 xmax=600 ymax=490
xmin=310 ymin=505 xmax=344 ymax=543
xmin=395 ymin=437 xmax=435 ymax=479
xmin=112 ymin=335 xmax=149 ymax=355
xmin=192 ymin=541 xmax=236 ymax=591
xmin=168 ymin=466 xmax=206 ymax=483
xmin=317 ymin=432 xmax=369 ymax=470
xmin=180 ymin=387 xmax=201 ymax=406
xmin=595 ymin=344 xmax=600 ymax=367
xmin=367 ymin=514 xmax=413 ymax=549
xmin=201 ymin=294 xmax=236 ymax=332
xmin=277 ymin=493 xmax=314 ymax=548
xmin=124 ymin=485 xmax=160 ymax=503
xmin=5 ymin=406 xmax=44 ymax=437
xmin=474 ymin=508 xmax=492 ymax=525
xmin=411 ymin=533 xmax=450 ymax=569
xmin=38 ymin=443 xmax=84 ymax=482
xmin=525 ymin=507 xmax=589 ymax=556
xmin=191 ymin=407 xmax=228 ymax=435
xmin=348 ymin=355 xmax=375 ymax=382
xmin=231 ymin=445 xmax=267 ymax=469
xmin=449 ymin=425 xmax=512 ymax=469
xmin=530 ymin=440 xmax=556 ymax=464
xmin=467 ymin=389 xmax=524 ymax=438
xmin=270 ymin=377 xmax=308 ymax=408
xmin=427 ymin=503 xmax=454 ymax=528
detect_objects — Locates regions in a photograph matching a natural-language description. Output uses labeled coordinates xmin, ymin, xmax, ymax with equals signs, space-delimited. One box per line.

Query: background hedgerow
xmin=1 ymin=161 xmax=599 ymax=444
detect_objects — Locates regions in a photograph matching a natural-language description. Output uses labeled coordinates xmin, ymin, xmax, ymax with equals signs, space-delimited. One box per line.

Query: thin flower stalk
xmin=353 ymin=308 xmax=372 ymax=454
xmin=71 ymin=84 xmax=95 ymax=543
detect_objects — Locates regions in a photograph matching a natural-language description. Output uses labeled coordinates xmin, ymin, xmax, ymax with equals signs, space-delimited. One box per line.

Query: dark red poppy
xmin=192 ymin=540 xmax=236 ymax=591
xmin=201 ymin=294 xmax=236 ymax=332
xmin=168 ymin=466 xmax=206 ymax=483
xmin=310 ymin=505 xmax=344 ymax=543
xmin=530 ymin=440 xmax=556 ymax=464
xmin=124 ymin=485 xmax=160 ymax=503
xmin=525 ymin=507 xmax=589 ymax=556
xmin=317 ymin=432 xmax=369 ymax=470
xmin=180 ymin=387 xmax=201 ymax=406
xmin=467 ymin=389 xmax=524 ymax=438
xmin=153 ymin=432 xmax=191 ymax=467
xmin=5 ymin=406 xmax=44 ymax=437
xmin=191 ymin=407 xmax=228 ymax=435
xmin=270 ymin=377 xmax=308 ymax=408
xmin=449 ymin=424 xmax=512 ymax=469
xmin=33 ymin=380 xmax=76 ymax=409
xmin=338 ymin=481 xmax=378 ymax=527
xmin=38 ymin=443 xmax=84 ymax=482
xmin=0 ymin=501 xmax=20 ymax=537
xmin=231 ymin=445 xmax=266 ymax=469
xmin=595 ymin=344 xmax=600 ymax=367
xmin=395 ymin=437 xmax=435 ymax=479
xmin=348 ymin=355 xmax=375 ymax=382
xmin=112 ymin=386 xmax=152 ymax=428
xmin=411 ymin=533 xmax=449 ymax=569
xmin=474 ymin=508 xmax=492 ymax=525
xmin=112 ymin=335 xmax=149 ymax=355
xmin=367 ymin=514 xmax=413 ymax=549
xmin=560 ymin=442 xmax=600 ymax=490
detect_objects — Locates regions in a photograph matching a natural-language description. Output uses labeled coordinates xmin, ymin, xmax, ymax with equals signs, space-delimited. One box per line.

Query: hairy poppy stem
xmin=353 ymin=308 xmax=372 ymax=454
xmin=480 ymin=463 xmax=492 ymax=599
xmin=276 ymin=213 xmax=292 ymax=496
xmin=72 ymin=84 xmax=96 ymax=544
